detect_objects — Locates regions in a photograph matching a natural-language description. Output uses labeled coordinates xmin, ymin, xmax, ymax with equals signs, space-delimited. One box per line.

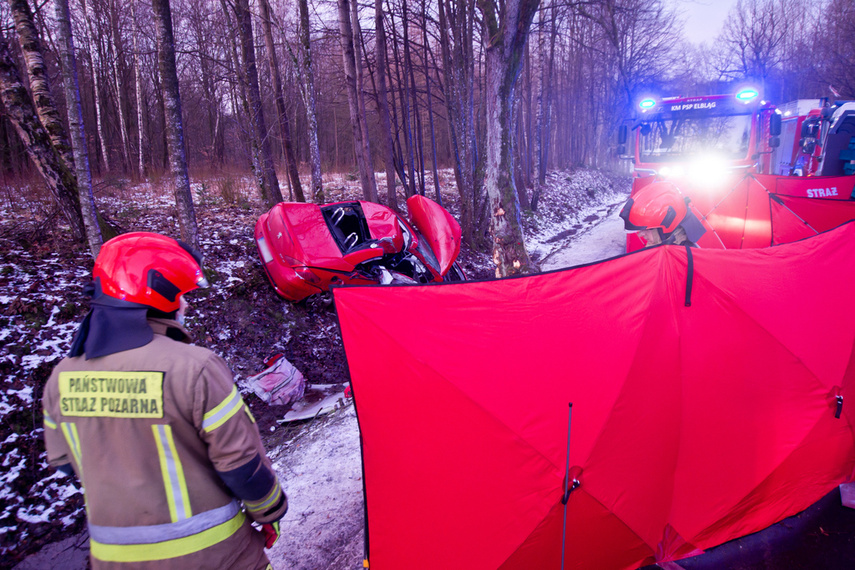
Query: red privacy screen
xmin=335 ymin=222 xmax=855 ymax=570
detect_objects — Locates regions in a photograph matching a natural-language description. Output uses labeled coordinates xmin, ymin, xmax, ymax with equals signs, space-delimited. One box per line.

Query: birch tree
xmin=107 ymin=0 xmax=131 ymax=172
xmin=152 ymin=0 xmax=198 ymax=246
xmin=0 ymin=32 xmax=85 ymax=240
xmin=56 ymin=0 xmax=102 ymax=254
xmin=8 ymin=0 xmax=76 ymax=171
xmin=477 ymin=0 xmax=540 ymax=276
xmin=132 ymin=0 xmax=146 ymax=179
xmin=80 ymin=0 xmax=111 ymax=173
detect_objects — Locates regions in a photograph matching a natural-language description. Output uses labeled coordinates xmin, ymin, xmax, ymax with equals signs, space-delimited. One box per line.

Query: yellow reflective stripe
xmin=244 ymin=406 xmax=257 ymax=424
xmin=202 ymin=386 xmax=244 ymax=432
xmin=245 ymin=482 xmax=282 ymax=515
xmin=152 ymin=425 xmax=192 ymax=522
xmin=43 ymin=410 xmax=57 ymax=430
xmin=90 ymin=509 xmax=246 ymax=562
xmin=60 ymin=422 xmax=83 ymax=478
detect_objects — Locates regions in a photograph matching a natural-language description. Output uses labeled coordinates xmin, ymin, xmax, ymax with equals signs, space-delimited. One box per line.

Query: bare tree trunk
xmin=515 ymin=94 xmax=530 ymax=209
xmin=338 ymin=0 xmax=376 ymax=202
xmin=404 ymin=2 xmax=425 ymax=197
xmin=8 ymin=0 xmax=76 ymax=170
xmin=374 ymin=0 xmax=399 ymax=211
xmin=421 ymin=0 xmax=441 ymax=205
xmin=438 ymin=0 xmax=476 ymax=246
xmin=391 ymin=5 xmax=417 ymax=197
xmin=151 ymin=0 xmax=198 ymax=247
xmin=478 ymin=0 xmax=539 ymax=276
xmin=234 ymin=0 xmax=282 ymax=207
xmin=297 ymin=0 xmax=323 ymax=202
xmin=530 ymin=10 xmax=543 ymax=209
xmin=132 ymin=0 xmax=146 ymax=180
xmin=56 ymin=0 xmax=102 ymax=255
xmin=538 ymin=0 xmax=557 ymax=187
xmin=217 ymin=0 xmax=254 ymax=176
xmin=523 ymin=39 xmax=532 ymax=190
xmin=108 ymin=0 xmax=131 ymax=173
xmin=349 ymin=0 xmax=378 ymax=201
xmin=0 ymin=33 xmax=85 ymax=240
xmin=150 ymin=60 xmax=169 ymax=172
xmin=81 ymin=0 xmax=111 ymax=173
xmin=259 ymin=0 xmax=305 ymax=202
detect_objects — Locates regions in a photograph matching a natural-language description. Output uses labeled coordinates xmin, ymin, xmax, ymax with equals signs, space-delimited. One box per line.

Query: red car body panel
xmin=362 ymin=201 xmax=405 ymax=250
xmin=275 ymin=203 xmax=350 ymax=270
xmin=255 ymin=196 xmax=464 ymax=302
xmin=407 ymin=195 xmax=462 ymax=276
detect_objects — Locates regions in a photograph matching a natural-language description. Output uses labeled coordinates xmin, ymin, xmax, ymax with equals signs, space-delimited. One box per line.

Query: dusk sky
xmin=670 ymin=0 xmax=740 ymax=45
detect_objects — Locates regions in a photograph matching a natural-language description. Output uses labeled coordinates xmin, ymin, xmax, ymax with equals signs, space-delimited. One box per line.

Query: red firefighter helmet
xmin=93 ymin=232 xmax=207 ymax=313
xmin=620 ymin=181 xmax=687 ymax=236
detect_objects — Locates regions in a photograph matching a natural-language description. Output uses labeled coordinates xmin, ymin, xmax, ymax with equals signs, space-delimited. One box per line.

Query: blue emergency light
xmin=639 ymin=98 xmax=657 ymax=110
xmin=736 ymin=88 xmax=759 ymax=102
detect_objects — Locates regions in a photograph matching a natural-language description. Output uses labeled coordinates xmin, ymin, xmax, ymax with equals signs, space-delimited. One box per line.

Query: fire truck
xmin=619 ymin=89 xmax=855 ymax=251
xmin=774 ymin=98 xmax=855 ymax=177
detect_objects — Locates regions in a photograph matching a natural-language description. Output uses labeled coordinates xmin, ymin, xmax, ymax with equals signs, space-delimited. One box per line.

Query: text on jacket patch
xmin=57 ymin=371 xmax=165 ymax=418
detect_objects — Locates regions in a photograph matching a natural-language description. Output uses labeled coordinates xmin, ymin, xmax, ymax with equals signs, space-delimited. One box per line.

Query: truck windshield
xmin=639 ymin=114 xmax=753 ymax=163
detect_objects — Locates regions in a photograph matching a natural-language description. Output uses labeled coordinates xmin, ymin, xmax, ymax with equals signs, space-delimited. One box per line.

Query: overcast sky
xmin=670 ymin=0 xmax=739 ymax=45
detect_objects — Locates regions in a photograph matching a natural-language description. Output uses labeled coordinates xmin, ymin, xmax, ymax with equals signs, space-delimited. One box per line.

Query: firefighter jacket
xmin=42 ymin=318 xmax=288 ymax=569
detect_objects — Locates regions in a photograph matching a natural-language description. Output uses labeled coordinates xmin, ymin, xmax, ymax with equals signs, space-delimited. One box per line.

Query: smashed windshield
xmin=639 ymin=114 xmax=753 ymax=162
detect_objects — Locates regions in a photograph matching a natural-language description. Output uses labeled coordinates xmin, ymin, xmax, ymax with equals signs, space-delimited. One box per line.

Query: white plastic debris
xmin=841 ymin=482 xmax=855 ymax=509
xmin=246 ymin=355 xmax=306 ymax=407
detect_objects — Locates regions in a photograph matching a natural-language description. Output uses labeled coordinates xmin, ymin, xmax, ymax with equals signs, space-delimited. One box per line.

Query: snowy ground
xmin=2 ymin=168 xmax=629 ymax=569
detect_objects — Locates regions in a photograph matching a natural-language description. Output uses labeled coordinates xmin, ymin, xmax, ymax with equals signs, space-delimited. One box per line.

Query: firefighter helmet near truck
xmin=620 ymin=181 xmax=708 ymax=245
xmin=93 ymin=232 xmax=208 ymax=313
xmin=620 ymin=181 xmax=687 ymax=236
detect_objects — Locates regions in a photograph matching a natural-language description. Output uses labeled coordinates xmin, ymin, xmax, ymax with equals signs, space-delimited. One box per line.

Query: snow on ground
xmin=522 ymin=169 xmax=628 ymax=269
xmin=0 ymin=234 xmax=91 ymax=554
xmin=2 ymin=168 xmax=630 ymax=569
xmin=266 ymin=405 xmax=365 ymax=569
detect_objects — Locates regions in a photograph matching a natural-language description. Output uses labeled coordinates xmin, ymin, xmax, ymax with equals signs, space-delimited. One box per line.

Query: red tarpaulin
xmin=334 ymin=223 xmax=855 ymax=570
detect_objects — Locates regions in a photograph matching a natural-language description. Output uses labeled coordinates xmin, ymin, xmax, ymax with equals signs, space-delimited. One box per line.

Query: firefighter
xmin=619 ymin=180 xmax=707 ymax=247
xmin=42 ymin=232 xmax=287 ymax=569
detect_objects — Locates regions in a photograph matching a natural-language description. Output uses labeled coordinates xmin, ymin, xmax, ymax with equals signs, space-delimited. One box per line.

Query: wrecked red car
xmin=255 ymin=195 xmax=465 ymax=302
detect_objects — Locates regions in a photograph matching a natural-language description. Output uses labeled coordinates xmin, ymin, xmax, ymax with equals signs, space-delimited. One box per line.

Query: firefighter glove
xmin=262 ymin=521 xmax=280 ymax=549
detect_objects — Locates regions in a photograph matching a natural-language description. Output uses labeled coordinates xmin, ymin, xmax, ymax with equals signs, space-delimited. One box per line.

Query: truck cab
xmin=620 ymin=89 xmax=781 ymax=250
xmin=621 ymin=90 xmax=781 ymax=176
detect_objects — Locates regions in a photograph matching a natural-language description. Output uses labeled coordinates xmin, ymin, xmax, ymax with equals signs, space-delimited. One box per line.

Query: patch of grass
xmin=116 ymin=203 xmax=143 ymax=220
xmin=195 ymin=182 xmax=218 ymax=207
xmin=218 ymin=176 xmax=239 ymax=204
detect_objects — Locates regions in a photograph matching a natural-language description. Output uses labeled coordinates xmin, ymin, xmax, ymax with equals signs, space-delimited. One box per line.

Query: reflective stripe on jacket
xmin=42 ymin=319 xmax=287 ymax=569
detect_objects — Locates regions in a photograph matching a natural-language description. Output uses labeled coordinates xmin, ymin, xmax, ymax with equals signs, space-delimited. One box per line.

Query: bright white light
xmin=687 ymin=154 xmax=730 ymax=187
xmin=639 ymin=98 xmax=656 ymax=109
xmin=659 ymin=165 xmax=685 ymax=178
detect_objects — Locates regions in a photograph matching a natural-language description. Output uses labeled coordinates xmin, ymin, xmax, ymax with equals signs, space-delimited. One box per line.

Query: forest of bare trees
xmin=0 ymin=0 xmax=853 ymax=264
